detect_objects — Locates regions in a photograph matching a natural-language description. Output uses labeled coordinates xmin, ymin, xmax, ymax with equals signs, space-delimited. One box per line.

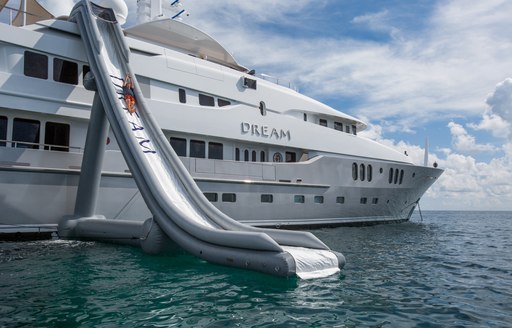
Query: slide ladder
xmin=59 ymin=0 xmax=345 ymax=278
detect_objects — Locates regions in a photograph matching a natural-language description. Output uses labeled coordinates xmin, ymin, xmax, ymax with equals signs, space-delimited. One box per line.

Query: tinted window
xmin=303 ymin=113 xmax=307 ymax=121
xmin=336 ymin=196 xmax=345 ymax=204
xmin=13 ymin=118 xmax=40 ymax=149
xmin=352 ymin=163 xmax=358 ymax=181
xmin=360 ymin=197 xmax=368 ymax=204
xmin=218 ymin=98 xmax=231 ymax=107
xmin=222 ymin=193 xmax=236 ymax=202
xmin=243 ymin=77 xmax=257 ymax=89
xmin=294 ymin=195 xmax=305 ymax=203
xmin=44 ymin=122 xmax=70 ymax=152
xmin=244 ymin=149 xmax=249 ymax=162
xmin=372 ymin=197 xmax=379 ymax=205
xmin=178 ymin=88 xmax=187 ymax=103
xmin=314 ymin=196 xmax=324 ymax=204
xmin=190 ymin=140 xmax=205 ymax=158
xmin=53 ymin=58 xmax=78 ymax=85
xmin=252 ymin=150 xmax=257 ymax=162
xmin=319 ymin=119 xmax=327 ymax=127
xmin=260 ymin=151 xmax=266 ymax=162
xmin=204 ymin=192 xmax=218 ymax=202
xmin=261 ymin=194 xmax=273 ymax=203
xmin=208 ymin=142 xmax=223 ymax=160
xmin=235 ymin=148 xmax=240 ymax=161
xmin=345 ymin=125 xmax=350 ymax=133
xmin=24 ymin=51 xmax=48 ymax=79
xmin=360 ymin=163 xmax=365 ymax=181
xmin=285 ymin=151 xmax=296 ymax=163
xmin=334 ymin=121 xmax=343 ymax=131
xmin=352 ymin=125 xmax=357 ymax=135
xmin=199 ymin=94 xmax=214 ymax=106
xmin=259 ymin=101 xmax=266 ymax=116
xmin=0 ymin=116 xmax=6 ymax=147
xmin=394 ymin=168 xmax=399 ymax=184
xmin=399 ymin=169 xmax=404 ymax=184
xmin=367 ymin=165 xmax=373 ymax=182
xmin=170 ymin=137 xmax=187 ymax=156
xmin=389 ymin=168 xmax=394 ymax=184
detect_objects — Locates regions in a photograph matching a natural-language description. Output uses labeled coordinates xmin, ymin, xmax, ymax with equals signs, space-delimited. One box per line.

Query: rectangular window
xmin=243 ymin=77 xmax=257 ymax=90
xmin=372 ymin=197 xmax=379 ymax=205
xmin=53 ymin=58 xmax=78 ymax=85
xmin=178 ymin=88 xmax=187 ymax=103
xmin=314 ymin=196 xmax=324 ymax=204
xmin=24 ymin=51 xmax=48 ymax=79
xmin=199 ymin=94 xmax=215 ymax=106
xmin=261 ymin=194 xmax=273 ymax=203
xmin=319 ymin=119 xmax=327 ymax=127
xmin=204 ymin=192 xmax=218 ymax=202
xmin=345 ymin=125 xmax=351 ymax=133
xmin=294 ymin=195 xmax=305 ymax=203
xmin=208 ymin=142 xmax=223 ymax=160
xmin=334 ymin=122 xmax=343 ymax=131
xmin=352 ymin=125 xmax=357 ymax=135
xmin=170 ymin=137 xmax=187 ymax=156
xmin=285 ymin=151 xmax=296 ymax=163
xmin=303 ymin=113 xmax=307 ymax=121
xmin=235 ymin=148 xmax=240 ymax=161
xmin=0 ymin=116 xmax=7 ymax=147
xmin=336 ymin=196 xmax=345 ymax=204
xmin=360 ymin=197 xmax=368 ymax=204
xmin=190 ymin=140 xmax=205 ymax=158
xmin=222 ymin=193 xmax=236 ymax=203
xmin=13 ymin=118 xmax=40 ymax=149
xmin=44 ymin=122 xmax=70 ymax=152
xmin=218 ymin=99 xmax=231 ymax=107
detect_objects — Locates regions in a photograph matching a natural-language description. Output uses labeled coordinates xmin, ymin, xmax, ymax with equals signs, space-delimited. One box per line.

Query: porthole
xmin=259 ymin=101 xmax=267 ymax=116
xmin=273 ymin=152 xmax=282 ymax=162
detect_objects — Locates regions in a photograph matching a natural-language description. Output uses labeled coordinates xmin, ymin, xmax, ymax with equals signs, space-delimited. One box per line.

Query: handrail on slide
xmin=58 ymin=0 xmax=345 ymax=278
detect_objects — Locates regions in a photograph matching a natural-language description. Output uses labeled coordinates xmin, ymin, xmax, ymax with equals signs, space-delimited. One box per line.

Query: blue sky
xmin=4 ymin=0 xmax=512 ymax=210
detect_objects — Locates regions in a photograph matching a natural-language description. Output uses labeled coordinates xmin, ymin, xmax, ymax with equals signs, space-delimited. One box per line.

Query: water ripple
xmin=1 ymin=211 xmax=512 ymax=327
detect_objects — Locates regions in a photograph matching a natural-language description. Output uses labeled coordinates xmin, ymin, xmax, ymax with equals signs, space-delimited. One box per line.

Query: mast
xmin=423 ymin=136 xmax=429 ymax=167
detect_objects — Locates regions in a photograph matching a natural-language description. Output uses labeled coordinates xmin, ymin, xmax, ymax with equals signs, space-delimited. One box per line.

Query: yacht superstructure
xmin=0 ymin=0 xmax=443 ymax=238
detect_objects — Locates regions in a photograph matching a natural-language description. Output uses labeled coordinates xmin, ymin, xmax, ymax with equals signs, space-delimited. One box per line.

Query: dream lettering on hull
xmin=241 ymin=122 xmax=291 ymax=141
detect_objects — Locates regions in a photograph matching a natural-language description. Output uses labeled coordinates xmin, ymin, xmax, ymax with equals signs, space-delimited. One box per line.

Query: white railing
xmin=0 ymin=139 xmax=83 ymax=153
xmin=258 ymin=73 xmax=299 ymax=92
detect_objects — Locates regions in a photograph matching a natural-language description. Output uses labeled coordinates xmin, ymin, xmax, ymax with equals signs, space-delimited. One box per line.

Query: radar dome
xmin=92 ymin=0 xmax=128 ymax=25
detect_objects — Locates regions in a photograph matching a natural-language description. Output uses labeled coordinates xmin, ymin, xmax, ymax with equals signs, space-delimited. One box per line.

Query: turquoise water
xmin=1 ymin=211 xmax=511 ymax=327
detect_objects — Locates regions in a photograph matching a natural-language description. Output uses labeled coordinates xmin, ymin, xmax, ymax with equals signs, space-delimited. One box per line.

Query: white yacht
xmin=0 ymin=0 xmax=443 ymax=239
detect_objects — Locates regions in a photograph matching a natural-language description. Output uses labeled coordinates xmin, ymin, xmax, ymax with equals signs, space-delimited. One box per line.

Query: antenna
xmin=423 ymin=136 xmax=429 ymax=167
xmin=137 ymin=0 xmax=189 ymax=23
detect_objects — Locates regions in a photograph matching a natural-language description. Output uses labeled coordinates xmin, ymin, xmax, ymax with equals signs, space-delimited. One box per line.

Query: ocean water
xmin=1 ymin=211 xmax=511 ymax=327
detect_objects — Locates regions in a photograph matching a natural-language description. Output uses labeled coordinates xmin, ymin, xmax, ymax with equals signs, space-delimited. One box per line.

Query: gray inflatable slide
xmin=59 ymin=0 xmax=345 ymax=279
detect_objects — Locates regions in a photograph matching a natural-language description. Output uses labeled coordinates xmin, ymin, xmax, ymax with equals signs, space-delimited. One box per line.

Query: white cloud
xmin=468 ymin=112 xmax=510 ymax=139
xmin=447 ymin=122 xmax=497 ymax=153
xmin=485 ymin=78 xmax=512 ymax=139
xmin=351 ymin=10 xmax=403 ymax=41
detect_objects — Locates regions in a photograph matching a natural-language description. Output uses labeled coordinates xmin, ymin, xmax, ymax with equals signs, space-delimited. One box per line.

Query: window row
xmin=389 ymin=168 xmax=405 ymax=185
xmin=352 ymin=163 xmax=373 ymax=182
xmin=170 ymin=137 xmax=223 ymax=160
xmin=202 ymin=193 xmax=379 ymax=205
xmin=178 ymin=88 xmax=231 ymax=108
xmin=0 ymin=116 xmax=70 ymax=151
xmin=308 ymin=114 xmax=356 ymax=135
xmin=24 ymin=50 xmax=87 ymax=86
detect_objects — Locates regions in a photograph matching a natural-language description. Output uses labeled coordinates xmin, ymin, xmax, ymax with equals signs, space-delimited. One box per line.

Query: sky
xmin=3 ymin=0 xmax=512 ymax=210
